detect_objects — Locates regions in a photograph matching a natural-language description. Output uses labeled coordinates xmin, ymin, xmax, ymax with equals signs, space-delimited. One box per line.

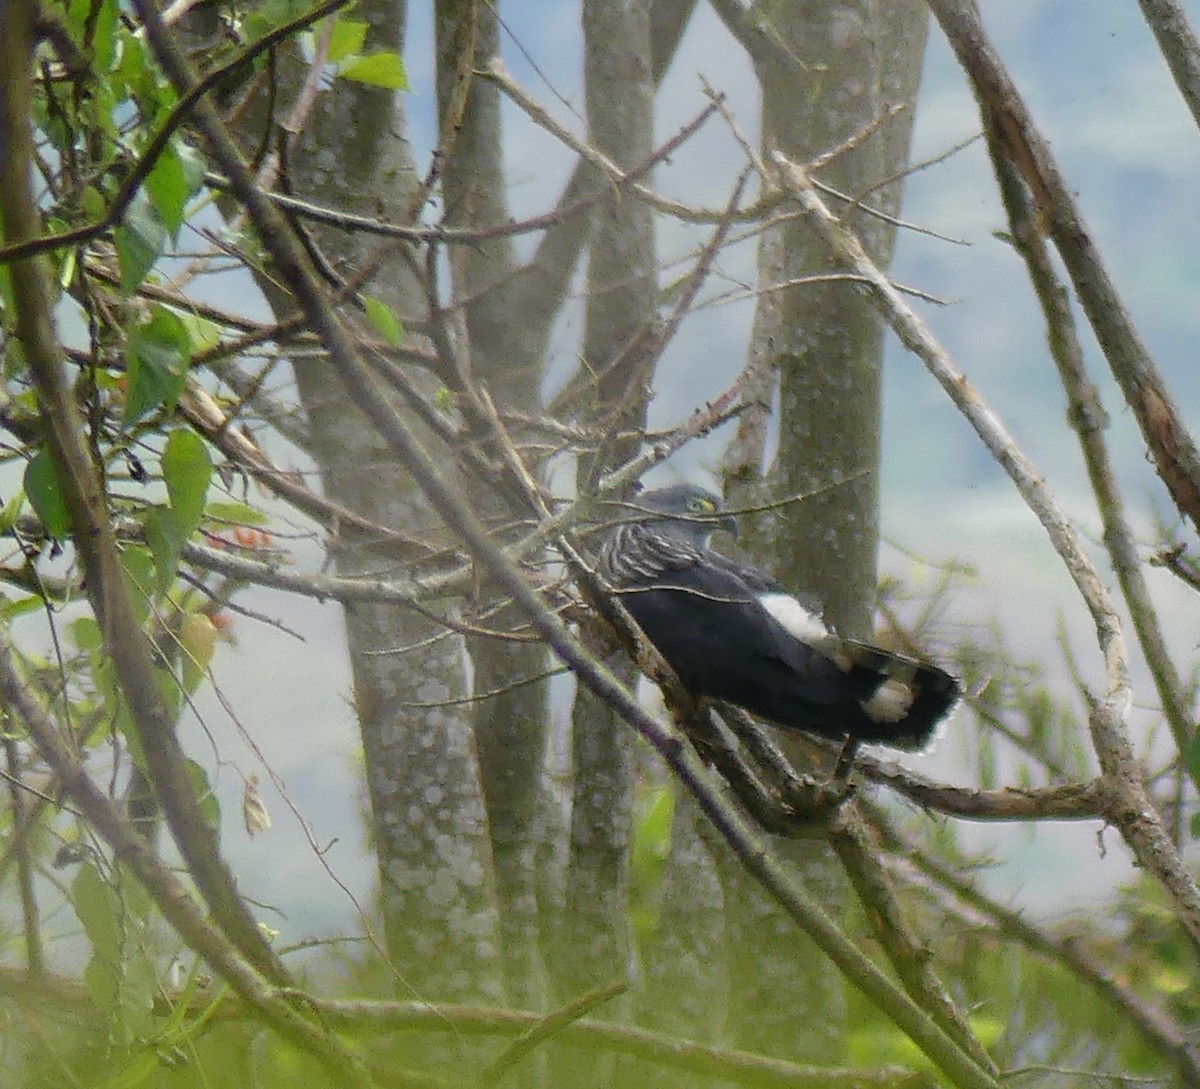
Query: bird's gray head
xmin=626 ymin=484 xmax=739 ymax=547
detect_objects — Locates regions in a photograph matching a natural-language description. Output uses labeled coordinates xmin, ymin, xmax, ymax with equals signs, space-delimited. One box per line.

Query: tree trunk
xmin=552 ymin=1 xmax=657 ymax=1080
xmin=227 ymin=1 xmax=505 ymax=1005
xmin=721 ymin=0 xmax=931 ymax=1063
xmin=434 ymin=0 xmax=555 ymax=1013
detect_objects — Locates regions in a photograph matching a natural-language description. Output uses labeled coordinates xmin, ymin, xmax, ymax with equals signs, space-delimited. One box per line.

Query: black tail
xmin=837 ymin=642 xmax=961 ymax=750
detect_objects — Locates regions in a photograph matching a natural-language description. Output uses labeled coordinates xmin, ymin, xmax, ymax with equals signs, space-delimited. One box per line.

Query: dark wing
xmin=602 ymin=528 xmax=862 ymax=712
xmin=700 ymin=548 xmax=828 ymax=618
xmin=600 ymin=526 xmax=958 ymax=748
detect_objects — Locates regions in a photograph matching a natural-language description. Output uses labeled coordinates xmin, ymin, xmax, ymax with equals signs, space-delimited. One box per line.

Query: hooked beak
xmin=719 ymin=513 xmax=740 ymax=540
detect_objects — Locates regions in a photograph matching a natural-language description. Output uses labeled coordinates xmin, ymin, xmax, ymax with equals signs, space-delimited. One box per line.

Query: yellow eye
xmin=687 ymin=495 xmax=716 ymax=514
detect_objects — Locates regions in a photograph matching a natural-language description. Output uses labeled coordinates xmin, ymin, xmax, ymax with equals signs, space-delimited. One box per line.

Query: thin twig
xmin=768 ymin=148 xmax=1200 ymax=955
xmin=476 ymin=978 xmax=627 ymax=1086
xmin=485 ymin=58 xmax=768 ymax=227
xmin=927 ymin=0 xmax=1200 ymax=536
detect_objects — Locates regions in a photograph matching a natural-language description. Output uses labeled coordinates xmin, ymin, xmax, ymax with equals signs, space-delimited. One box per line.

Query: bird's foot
xmin=779 ymin=773 xmax=855 ymax=821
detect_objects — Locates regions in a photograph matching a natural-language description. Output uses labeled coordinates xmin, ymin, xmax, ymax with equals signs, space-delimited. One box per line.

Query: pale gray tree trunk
xmin=434 ymin=0 xmax=554 ymax=1013
xmin=225 ymin=2 xmax=505 ymax=1006
xmin=552 ymin=2 xmax=657 ymax=1082
xmin=719 ymin=0 xmax=931 ymax=1064
xmin=766 ymin=0 xmax=929 ymax=638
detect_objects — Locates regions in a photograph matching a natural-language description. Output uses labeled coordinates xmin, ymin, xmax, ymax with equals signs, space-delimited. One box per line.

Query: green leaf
xmin=242 ymin=0 xmax=312 ymax=44
xmin=24 ymin=449 xmax=72 ymax=537
xmin=176 ymin=309 xmax=222 ymax=353
xmin=73 ymin=863 xmax=157 ymax=1045
xmin=81 ymin=185 xmax=106 ymax=219
xmin=162 ymin=429 xmax=212 ymax=536
xmin=179 ymin=612 xmax=218 ymax=694
xmin=0 ymin=488 xmax=24 ymax=535
xmin=144 ymin=141 xmax=189 ymax=238
xmin=157 ymin=661 xmax=184 ymax=724
xmin=119 ymin=545 xmax=156 ymax=625
xmin=68 ymin=0 xmax=119 ymax=72
xmin=174 ymin=140 xmax=208 ymax=196
xmin=185 ymin=758 xmax=221 ymax=830
xmin=629 ymin=783 xmax=674 ymax=938
xmin=144 ymin=505 xmax=184 ymax=598
xmin=58 ymin=245 xmax=77 ymax=289
xmin=70 ymin=616 xmax=104 ymax=653
xmin=363 ymin=294 xmax=405 ymax=347
xmin=328 ymin=19 xmax=368 ymax=62
xmin=125 ymin=305 xmax=191 ymax=423
xmin=0 ymin=262 xmax=13 ymax=321
xmin=1186 ymin=729 xmax=1200 ymax=788
xmin=0 ymin=594 xmax=44 ymax=621
xmin=74 ymin=863 xmax=121 ymax=966
xmin=968 ymin=1015 xmax=1007 ymax=1049
xmin=632 ymin=784 xmax=674 ymax=873
xmin=92 ymin=0 xmax=120 ymax=72
xmin=204 ymin=500 xmax=269 ymax=526
xmin=98 ymin=1051 xmax=159 ymax=1089
xmin=848 ymin=1023 xmax=930 ymax=1071
xmin=156 ymin=971 xmax=228 ymax=1048
xmin=0 ymin=342 xmax=18 ymax=381
xmin=114 ymin=192 xmax=167 ymax=294
xmin=339 ymin=51 xmax=408 ymax=89
xmin=112 ymin=25 xmax=157 ymax=104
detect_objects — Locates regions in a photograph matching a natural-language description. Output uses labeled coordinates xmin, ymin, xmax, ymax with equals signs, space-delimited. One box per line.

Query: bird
xmin=595 ymin=483 xmax=959 ymax=751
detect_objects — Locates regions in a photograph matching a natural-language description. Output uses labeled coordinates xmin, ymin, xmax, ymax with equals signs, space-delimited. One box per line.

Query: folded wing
xmin=609 ymin=533 xmax=958 ymax=749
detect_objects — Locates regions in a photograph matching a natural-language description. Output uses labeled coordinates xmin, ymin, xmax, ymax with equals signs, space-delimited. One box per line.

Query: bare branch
xmin=828 ymin=805 xmax=997 ymax=1075
xmin=873 ymin=807 xmax=1200 ymax=1084
xmin=768 ymin=148 xmax=1200 ymax=955
xmin=927 ymin=0 xmax=1200 ymax=537
xmin=1137 ymin=0 xmax=1200 ymax=131
xmin=987 ymin=140 xmax=1197 ymax=790
xmin=4 ymin=736 xmax=45 ymax=978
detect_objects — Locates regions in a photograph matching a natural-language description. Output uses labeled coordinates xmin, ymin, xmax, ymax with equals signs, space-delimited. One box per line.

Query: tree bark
xmin=553 ymin=1 xmax=658 ymax=1081
xmin=434 ymin=0 xmax=555 ymax=1013
xmin=721 ymin=0 xmax=931 ymax=1063
xmin=227 ymin=1 xmax=504 ymax=1004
